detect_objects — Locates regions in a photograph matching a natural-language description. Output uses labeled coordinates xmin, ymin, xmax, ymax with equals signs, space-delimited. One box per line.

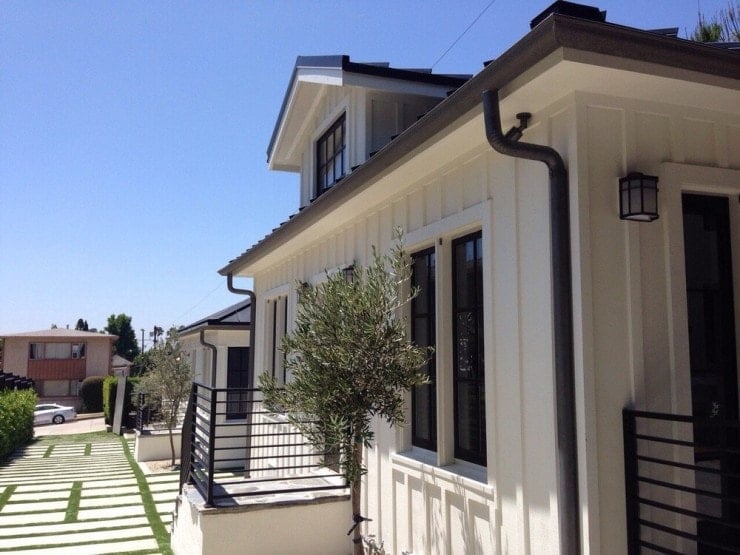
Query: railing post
xmin=206 ymin=386 xmax=217 ymax=507
xmin=623 ymin=409 xmax=640 ymax=555
xmin=137 ymin=392 xmax=145 ymax=432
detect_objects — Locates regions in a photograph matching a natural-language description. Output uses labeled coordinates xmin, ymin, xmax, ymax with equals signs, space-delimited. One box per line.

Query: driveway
xmin=0 ymin=431 xmax=180 ymax=554
xmin=33 ymin=415 xmax=107 ymax=437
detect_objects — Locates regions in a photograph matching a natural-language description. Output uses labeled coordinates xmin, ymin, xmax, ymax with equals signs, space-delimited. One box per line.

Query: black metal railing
xmin=623 ymin=408 xmax=740 ymax=554
xmin=0 ymin=371 xmax=34 ymax=391
xmin=136 ymin=393 xmax=154 ymax=432
xmin=136 ymin=393 xmax=185 ymax=432
xmin=182 ymin=383 xmax=347 ymax=507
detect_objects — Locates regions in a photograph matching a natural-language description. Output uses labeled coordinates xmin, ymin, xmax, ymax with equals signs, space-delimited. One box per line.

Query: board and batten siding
xmin=251 ymin=96 xmax=577 ymax=554
xmin=249 ymin=85 xmax=739 ymax=554
xmin=576 ymin=91 xmax=740 ymax=554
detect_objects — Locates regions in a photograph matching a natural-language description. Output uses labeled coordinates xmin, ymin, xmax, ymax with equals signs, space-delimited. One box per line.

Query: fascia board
xmin=342 ymin=72 xmax=452 ymax=97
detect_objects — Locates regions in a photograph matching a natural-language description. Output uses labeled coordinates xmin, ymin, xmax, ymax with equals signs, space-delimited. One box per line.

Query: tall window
xmin=267 ymin=296 xmax=288 ymax=384
xmin=411 ymin=248 xmax=437 ymax=450
xmin=452 ymin=232 xmax=486 ymax=466
xmin=226 ymin=347 xmax=250 ymax=420
xmin=316 ymin=113 xmax=346 ymax=197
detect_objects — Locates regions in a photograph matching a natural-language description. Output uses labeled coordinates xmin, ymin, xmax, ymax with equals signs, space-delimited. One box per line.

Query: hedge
xmin=0 ymin=389 xmax=36 ymax=461
xmin=79 ymin=376 xmax=105 ymax=413
xmin=103 ymin=376 xmax=140 ymax=426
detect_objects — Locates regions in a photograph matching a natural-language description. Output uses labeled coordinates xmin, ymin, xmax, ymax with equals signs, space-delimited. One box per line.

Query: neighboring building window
xmin=29 ymin=342 xmax=85 ymax=360
xmin=411 ymin=248 xmax=437 ymax=450
xmin=226 ymin=347 xmax=250 ymax=420
xmin=452 ymin=231 xmax=486 ymax=466
xmin=72 ymin=343 xmax=86 ymax=359
xmin=316 ymin=113 xmax=346 ymax=197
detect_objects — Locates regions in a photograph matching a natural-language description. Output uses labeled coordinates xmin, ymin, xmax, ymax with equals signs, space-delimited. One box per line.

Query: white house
xmin=175 ymin=2 xmax=740 ymax=553
xmin=179 ymin=298 xmax=252 ymax=390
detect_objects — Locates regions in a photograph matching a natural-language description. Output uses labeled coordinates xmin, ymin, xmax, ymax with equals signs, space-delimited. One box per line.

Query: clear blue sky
xmin=0 ymin=0 xmax=726 ymax=344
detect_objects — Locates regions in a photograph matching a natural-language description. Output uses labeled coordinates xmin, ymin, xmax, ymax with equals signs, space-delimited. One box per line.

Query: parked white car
xmin=34 ymin=404 xmax=77 ymax=425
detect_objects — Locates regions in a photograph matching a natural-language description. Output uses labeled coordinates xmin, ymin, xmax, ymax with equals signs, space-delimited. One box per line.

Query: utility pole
xmin=140 ymin=328 xmax=146 ymax=353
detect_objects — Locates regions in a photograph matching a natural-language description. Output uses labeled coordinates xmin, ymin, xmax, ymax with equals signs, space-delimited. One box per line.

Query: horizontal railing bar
xmin=216 ymin=484 xmax=349 ymax=499
xmin=636 ymin=496 xmax=740 ymax=531
xmin=636 ymin=454 xmax=740 ymax=479
xmin=638 ymin=517 xmax=696 ymax=541
xmin=245 ymin=453 xmax=327 ymax=462
xmin=636 ymin=475 xmax=739 ymax=502
xmin=637 ymin=539 xmax=684 ymax=555
xmin=633 ymin=433 xmax=694 ymax=448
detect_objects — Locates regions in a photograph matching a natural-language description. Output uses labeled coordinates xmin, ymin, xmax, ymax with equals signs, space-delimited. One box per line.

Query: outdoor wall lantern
xmin=619 ymin=172 xmax=659 ymax=222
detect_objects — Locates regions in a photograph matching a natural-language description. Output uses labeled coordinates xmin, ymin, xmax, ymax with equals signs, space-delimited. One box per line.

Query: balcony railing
xmin=180 ymin=383 xmax=347 ymax=507
xmin=623 ymin=408 xmax=740 ymax=554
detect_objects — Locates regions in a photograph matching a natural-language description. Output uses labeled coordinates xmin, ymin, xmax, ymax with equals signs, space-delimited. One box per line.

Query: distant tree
xmin=75 ymin=319 xmax=89 ymax=331
xmin=136 ymin=328 xmax=193 ymax=468
xmin=720 ymin=1 xmax=740 ymax=41
xmin=692 ymin=12 xmax=723 ymax=41
xmin=260 ymin=231 xmax=429 ymax=554
xmin=131 ymin=350 xmax=155 ymax=377
xmin=150 ymin=326 xmax=164 ymax=347
xmin=692 ymin=2 xmax=740 ymax=41
xmin=105 ymin=314 xmax=140 ymax=360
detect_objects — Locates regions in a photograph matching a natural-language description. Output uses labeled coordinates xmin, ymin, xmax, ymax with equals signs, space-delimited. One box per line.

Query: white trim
xmin=660 ymin=162 xmax=740 ymax=418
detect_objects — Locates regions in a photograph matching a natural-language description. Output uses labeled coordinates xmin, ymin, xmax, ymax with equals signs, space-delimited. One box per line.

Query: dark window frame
xmin=315 ymin=113 xmax=346 ymax=198
xmin=226 ymin=346 xmax=250 ymax=420
xmin=452 ymin=231 xmax=486 ymax=466
xmin=411 ymin=247 xmax=437 ymax=451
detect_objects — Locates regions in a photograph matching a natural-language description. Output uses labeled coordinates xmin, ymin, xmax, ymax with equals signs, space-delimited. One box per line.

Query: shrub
xmin=79 ymin=376 xmax=105 ymax=413
xmin=0 ymin=389 xmax=37 ymax=461
xmin=103 ymin=376 xmax=140 ymax=426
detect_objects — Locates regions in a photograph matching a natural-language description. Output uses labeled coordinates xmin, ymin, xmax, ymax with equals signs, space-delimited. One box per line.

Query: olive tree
xmin=260 ymin=232 xmax=429 ymax=554
xmin=137 ymin=327 xmax=193 ymax=468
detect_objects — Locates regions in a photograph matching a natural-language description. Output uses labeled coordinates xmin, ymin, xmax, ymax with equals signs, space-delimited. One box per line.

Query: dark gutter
xmin=223 ymin=13 xmax=739 ymax=276
xmin=199 ymin=330 xmax=218 ymax=388
xmin=226 ymin=275 xmax=256 ymax=390
xmin=482 ymin=89 xmax=580 ymax=555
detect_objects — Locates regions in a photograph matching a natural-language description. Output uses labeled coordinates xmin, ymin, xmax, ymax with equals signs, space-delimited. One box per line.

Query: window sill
xmin=391 ymin=449 xmax=492 ymax=496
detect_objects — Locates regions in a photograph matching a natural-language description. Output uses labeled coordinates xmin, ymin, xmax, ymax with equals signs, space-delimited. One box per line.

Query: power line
xmin=431 ymin=0 xmax=499 ymax=70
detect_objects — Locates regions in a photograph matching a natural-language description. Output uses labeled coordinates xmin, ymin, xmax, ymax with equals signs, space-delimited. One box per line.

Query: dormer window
xmin=316 ymin=113 xmax=346 ymax=197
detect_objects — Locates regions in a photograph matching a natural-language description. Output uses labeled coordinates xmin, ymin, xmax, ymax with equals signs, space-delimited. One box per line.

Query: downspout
xmin=227 ymin=273 xmax=257 ymax=479
xmin=226 ymin=274 xmax=256 ymax=389
xmin=199 ymin=330 xmax=218 ymax=388
xmin=482 ymin=89 xmax=580 ymax=555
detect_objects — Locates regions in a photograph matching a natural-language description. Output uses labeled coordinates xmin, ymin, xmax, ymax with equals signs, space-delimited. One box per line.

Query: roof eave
xmin=223 ymin=14 xmax=739 ymax=277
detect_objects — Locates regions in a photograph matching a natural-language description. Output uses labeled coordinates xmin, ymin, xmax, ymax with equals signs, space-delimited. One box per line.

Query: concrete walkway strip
xmin=0 ymin=433 xmax=181 ymax=554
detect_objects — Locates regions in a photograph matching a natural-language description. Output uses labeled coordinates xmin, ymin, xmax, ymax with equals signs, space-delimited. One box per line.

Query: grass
xmin=64 ymin=481 xmax=82 ymax=523
xmin=0 ymin=431 xmax=176 ymax=555
xmin=120 ymin=436 xmax=173 ymax=555
xmin=0 ymin=485 xmax=16 ymax=511
xmin=32 ymin=430 xmax=117 ymax=445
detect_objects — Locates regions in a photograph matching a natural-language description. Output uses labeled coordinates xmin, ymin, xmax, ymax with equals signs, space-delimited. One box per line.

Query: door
xmin=682 ymin=193 xmax=739 ymax=550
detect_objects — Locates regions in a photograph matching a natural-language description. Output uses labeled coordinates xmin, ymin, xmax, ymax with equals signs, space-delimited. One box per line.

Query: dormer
xmin=267 ymin=55 xmax=469 ymax=208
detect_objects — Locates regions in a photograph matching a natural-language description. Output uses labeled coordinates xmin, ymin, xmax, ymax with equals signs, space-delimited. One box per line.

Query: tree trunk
xmin=351 ymin=442 xmax=363 ymax=555
xmin=168 ymin=426 xmax=175 ymax=468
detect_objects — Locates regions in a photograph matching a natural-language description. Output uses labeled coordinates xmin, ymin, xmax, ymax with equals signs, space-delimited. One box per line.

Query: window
xmin=266 ymin=296 xmax=288 ymax=384
xmin=411 ymin=248 xmax=437 ymax=450
xmin=226 ymin=347 xmax=250 ymax=420
xmin=409 ymin=231 xmax=486 ymax=468
xmin=452 ymin=232 xmax=486 ymax=466
xmin=316 ymin=113 xmax=346 ymax=197
xmin=29 ymin=342 xmax=85 ymax=360
xmin=72 ymin=343 xmax=86 ymax=359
